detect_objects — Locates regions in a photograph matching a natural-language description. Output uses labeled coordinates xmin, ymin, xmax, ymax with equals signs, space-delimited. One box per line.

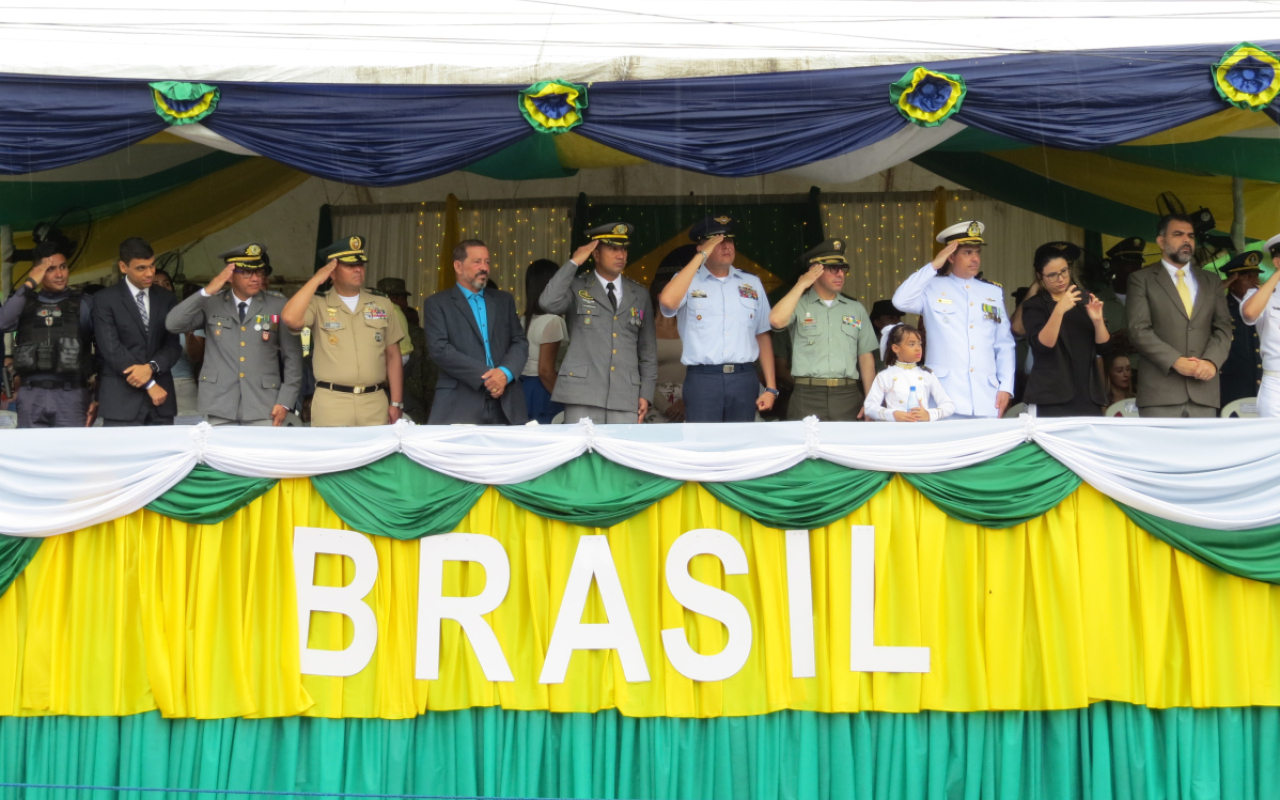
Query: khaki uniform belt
xmin=316 ymin=381 xmax=387 ymax=395
xmin=794 ymin=377 xmax=854 ymax=387
xmin=1263 ymin=370 xmax=1280 ymax=379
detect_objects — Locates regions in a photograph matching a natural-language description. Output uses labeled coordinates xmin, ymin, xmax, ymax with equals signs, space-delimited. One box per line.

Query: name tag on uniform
xmin=321 ymin=322 xmax=342 ymax=330
xmin=691 ymin=290 xmax=707 ymax=298
xmin=937 ymin=298 xmax=953 ymax=305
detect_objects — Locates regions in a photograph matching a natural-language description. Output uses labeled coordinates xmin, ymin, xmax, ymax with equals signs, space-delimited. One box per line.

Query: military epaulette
xmin=978 ymin=278 xmax=1003 ymax=288
xmin=264 ymin=289 xmax=285 ymax=298
xmin=365 ymin=288 xmax=389 ymax=298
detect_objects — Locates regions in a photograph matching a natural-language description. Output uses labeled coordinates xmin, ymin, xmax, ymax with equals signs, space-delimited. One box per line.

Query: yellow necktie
xmin=1175 ymin=268 xmax=1194 ymax=316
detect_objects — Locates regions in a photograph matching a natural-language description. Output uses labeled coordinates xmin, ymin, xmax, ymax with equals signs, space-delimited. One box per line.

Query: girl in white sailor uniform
xmin=863 ymin=323 xmax=955 ymax=422
xmin=1241 ymin=235 xmax=1280 ymax=417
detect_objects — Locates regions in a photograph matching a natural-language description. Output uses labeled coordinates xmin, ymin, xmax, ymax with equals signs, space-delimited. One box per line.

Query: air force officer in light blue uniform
xmin=892 ymin=221 xmax=1015 ymax=418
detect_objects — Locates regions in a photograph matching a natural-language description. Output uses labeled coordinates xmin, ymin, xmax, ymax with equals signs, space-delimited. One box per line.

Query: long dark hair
xmin=884 ymin=323 xmax=925 ymax=368
xmin=523 ymin=259 xmax=561 ymax=327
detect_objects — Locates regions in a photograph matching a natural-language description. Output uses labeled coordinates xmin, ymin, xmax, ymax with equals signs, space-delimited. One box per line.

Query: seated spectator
xmin=520 ymin=259 xmax=566 ymax=424
xmin=1021 ymin=242 xmax=1112 ymax=416
xmin=1105 ymin=352 xmax=1137 ymax=406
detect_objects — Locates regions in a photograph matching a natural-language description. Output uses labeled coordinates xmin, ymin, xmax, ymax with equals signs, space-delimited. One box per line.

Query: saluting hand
xmin=700 ymin=235 xmax=725 ymax=258
xmin=314 ymin=259 xmax=339 ymax=284
xmin=930 ymin=241 xmax=959 ymax=271
xmin=797 ymin=263 xmax=826 ymax=290
xmin=206 ymin=262 xmax=237 ymax=296
xmin=27 ymin=257 xmax=53 ymax=289
xmin=570 ymin=239 xmax=599 ymax=266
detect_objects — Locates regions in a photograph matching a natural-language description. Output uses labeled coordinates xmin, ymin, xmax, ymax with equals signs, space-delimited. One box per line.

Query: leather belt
xmin=794 ymin=377 xmax=854 ymax=387
xmin=316 ymin=381 xmax=387 ymax=395
xmin=24 ymin=379 xmax=87 ymax=391
xmin=687 ymin=363 xmax=754 ymax=374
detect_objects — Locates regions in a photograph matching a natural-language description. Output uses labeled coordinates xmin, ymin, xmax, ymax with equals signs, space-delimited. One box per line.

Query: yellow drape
xmin=3 ymin=478 xmax=1279 ymax=720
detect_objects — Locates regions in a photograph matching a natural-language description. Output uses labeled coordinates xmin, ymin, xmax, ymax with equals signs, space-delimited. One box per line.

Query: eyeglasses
xmin=822 ymin=265 xmax=851 ymax=274
xmin=1041 ymin=268 xmax=1070 ymax=282
xmin=233 ymin=267 xmax=266 ymax=275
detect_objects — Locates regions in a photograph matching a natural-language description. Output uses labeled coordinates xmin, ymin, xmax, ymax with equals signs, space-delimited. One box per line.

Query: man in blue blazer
xmin=423 ymin=239 xmax=529 ymax=425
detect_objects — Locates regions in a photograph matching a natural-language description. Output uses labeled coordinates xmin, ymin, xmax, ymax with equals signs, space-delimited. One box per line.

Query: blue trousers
xmin=683 ymin=366 xmax=758 ymax=423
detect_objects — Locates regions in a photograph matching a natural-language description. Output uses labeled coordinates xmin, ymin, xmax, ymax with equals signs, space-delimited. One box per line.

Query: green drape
xmin=904 ymin=443 xmax=1081 ymax=529
xmin=2 ymin=703 xmax=1277 ymax=800
xmin=704 ymin=459 xmax=891 ymax=530
xmin=0 ymin=536 xmax=41 ymax=598
xmin=143 ymin=464 xmax=277 ymax=525
xmin=1119 ymin=504 xmax=1280 ymax=585
xmin=496 ymin=452 xmax=682 ymax=528
xmin=311 ymin=454 xmax=487 ymax=539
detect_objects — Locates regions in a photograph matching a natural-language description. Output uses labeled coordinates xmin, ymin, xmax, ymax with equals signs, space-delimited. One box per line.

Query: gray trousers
xmin=562 ymin=404 xmax=637 ymax=424
xmin=16 ymin=385 xmax=90 ymax=428
xmin=1139 ymin=401 xmax=1218 ymax=418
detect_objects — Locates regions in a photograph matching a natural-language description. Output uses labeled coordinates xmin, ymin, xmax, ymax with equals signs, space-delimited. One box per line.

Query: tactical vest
xmin=12 ymin=292 xmax=93 ymax=381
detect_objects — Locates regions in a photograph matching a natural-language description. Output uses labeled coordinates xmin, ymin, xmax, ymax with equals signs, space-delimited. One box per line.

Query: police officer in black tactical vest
xmin=0 ymin=239 xmax=97 ymax=427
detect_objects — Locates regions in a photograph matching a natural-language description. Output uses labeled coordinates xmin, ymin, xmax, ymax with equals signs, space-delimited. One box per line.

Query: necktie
xmin=1175 ymin=269 xmax=1194 ymax=316
xmin=238 ymin=301 xmax=247 ymax=323
xmin=136 ymin=289 xmax=149 ymax=330
xmin=606 ymin=282 xmax=618 ymax=311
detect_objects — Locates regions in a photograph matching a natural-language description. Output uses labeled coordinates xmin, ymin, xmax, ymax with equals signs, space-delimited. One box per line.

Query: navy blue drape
xmin=0 ymin=40 xmax=1274 ymax=185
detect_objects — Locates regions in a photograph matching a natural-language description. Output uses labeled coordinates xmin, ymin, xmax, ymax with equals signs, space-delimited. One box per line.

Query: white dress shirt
xmin=1162 ymin=259 xmax=1200 ymax=307
xmin=596 ymin=272 xmax=623 ymax=307
xmin=125 ymin=277 xmax=150 ymax=320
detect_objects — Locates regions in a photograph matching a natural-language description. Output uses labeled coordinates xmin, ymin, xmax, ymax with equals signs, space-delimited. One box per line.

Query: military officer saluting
xmin=281 ymin=235 xmax=405 ymax=427
xmin=769 ymin=239 xmax=877 ymax=420
xmin=1220 ymin=249 xmax=1264 ymax=407
xmin=166 ymin=243 xmax=303 ymax=425
xmin=539 ymin=222 xmax=657 ymax=424
xmin=657 ymin=214 xmax=778 ymax=422
xmin=892 ymin=221 xmax=1015 ymax=418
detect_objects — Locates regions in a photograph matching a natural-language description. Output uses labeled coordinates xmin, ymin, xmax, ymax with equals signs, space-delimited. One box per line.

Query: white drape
xmin=3 ymin=417 xmax=1279 ymax=538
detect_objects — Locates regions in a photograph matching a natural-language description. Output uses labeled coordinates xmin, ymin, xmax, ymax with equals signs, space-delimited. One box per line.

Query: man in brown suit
xmin=1126 ymin=214 xmax=1233 ymax=417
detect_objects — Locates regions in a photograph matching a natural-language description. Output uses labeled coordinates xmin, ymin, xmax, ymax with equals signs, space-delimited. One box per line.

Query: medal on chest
xmin=738 ymin=283 xmax=759 ymax=300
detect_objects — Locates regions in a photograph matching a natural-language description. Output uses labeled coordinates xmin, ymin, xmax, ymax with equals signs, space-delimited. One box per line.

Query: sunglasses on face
xmin=233 ymin=267 xmax=266 ymax=276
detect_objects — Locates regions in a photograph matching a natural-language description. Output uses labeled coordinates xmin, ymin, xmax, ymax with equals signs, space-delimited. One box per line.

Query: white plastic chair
xmin=0 ymin=409 xmax=16 ymax=429
xmin=1222 ymin=397 xmax=1259 ymax=418
xmin=1104 ymin=399 xmax=1139 ymax=417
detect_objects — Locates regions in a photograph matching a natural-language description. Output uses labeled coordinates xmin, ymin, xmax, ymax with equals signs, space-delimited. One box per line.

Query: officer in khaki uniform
xmin=769 ymin=240 xmax=877 ymax=420
xmin=282 ymin=235 xmax=405 ymax=427
xmin=539 ymin=222 xmax=657 ymax=424
xmin=165 ymin=243 xmax=303 ymax=425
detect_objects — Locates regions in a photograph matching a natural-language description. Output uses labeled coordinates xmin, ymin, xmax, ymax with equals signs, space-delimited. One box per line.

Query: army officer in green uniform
xmin=282 ymin=235 xmax=405 ymax=427
xmin=166 ymin=243 xmax=303 ymax=425
xmin=768 ymin=239 xmax=877 ymax=420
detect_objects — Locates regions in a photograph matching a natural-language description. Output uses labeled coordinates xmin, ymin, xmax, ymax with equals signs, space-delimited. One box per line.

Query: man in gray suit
xmin=166 ymin=243 xmax=303 ymax=425
xmin=1126 ymin=214 xmax=1234 ymax=417
xmin=423 ymin=239 xmax=529 ymax=425
xmin=540 ymin=223 xmax=657 ymax=424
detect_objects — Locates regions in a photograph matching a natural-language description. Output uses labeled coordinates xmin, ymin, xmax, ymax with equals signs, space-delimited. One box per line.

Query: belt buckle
xmin=826 ymin=378 xmax=839 ymax=388
xmin=353 ymin=385 xmax=364 ymax=394
xmin=723 ymin=365 xmax=735 ymax=373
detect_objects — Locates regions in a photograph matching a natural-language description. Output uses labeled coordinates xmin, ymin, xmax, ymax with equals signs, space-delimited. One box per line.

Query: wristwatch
xmin=390 ymin=401 xmax=405 ymax=409
xmin=148 ymin=360 xmax=160 ymax=375
xmin=764 ymin=387 xmax=780 ymax=396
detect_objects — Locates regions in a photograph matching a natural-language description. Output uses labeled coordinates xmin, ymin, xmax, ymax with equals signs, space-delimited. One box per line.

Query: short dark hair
xmin=118 ymin=237 xmax=154 ymax=264
xmin=154 ymin=267 xmax=172 ymax=281
xmin=1156 ymin=213 xmax=1195 ymax=238
xmin=523 ymin=258 xmax=561 ymax=325
xmin=31 ymin=238 xmax=64 ymax=264
xmin=452 ymin=239 xmax=488 ymax=263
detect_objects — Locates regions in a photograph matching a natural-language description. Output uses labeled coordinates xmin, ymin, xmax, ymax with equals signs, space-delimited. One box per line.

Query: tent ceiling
xmin=2 ymin=1 xmax=1276 ymax=84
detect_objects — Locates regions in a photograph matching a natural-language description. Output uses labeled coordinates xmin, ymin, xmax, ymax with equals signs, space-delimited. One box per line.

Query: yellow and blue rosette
xmin=149 ymin=81 xmax=220 ymax=126
xmin=889 ymin=67 xmax=966 ymax=127
xmin=518 ymin=79 xmax=588 ymax=134
xmin=1213 ymin=42 xmax=1280 ymax=111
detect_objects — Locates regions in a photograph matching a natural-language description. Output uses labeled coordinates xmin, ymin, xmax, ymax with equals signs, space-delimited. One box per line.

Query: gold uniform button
xmin=239 ymin=372 xmax=245 ymax=378
xmin=612 ymin=333 xmax=617 ymax=338
xmin=613 ymin=349 xmax=617 ymax=354
xmin=614 ymin=316 xmax=618 ymax=321
xmin=240 ymin=341 xmax=246 ymax=347
xmin=971 ymin=346 xmax=975 ymax=350
xmin=240 ymin=356 xmax=246 ymax=362
xmin=241 ymin=326 xmax=246 ymax=332
xmin=610 ymin=366 xmax=615 ymax=371
xmin=696 ymin=315 xmax=702 ymax=320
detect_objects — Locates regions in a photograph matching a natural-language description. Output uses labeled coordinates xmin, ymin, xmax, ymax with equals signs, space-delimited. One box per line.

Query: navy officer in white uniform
xmin=891 ymin=220 xmax=1015 ymax=418
xmin=657 ymin=214 xmax=778 ymax=422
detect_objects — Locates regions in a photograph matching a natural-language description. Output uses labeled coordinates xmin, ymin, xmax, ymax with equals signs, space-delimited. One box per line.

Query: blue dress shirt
xmin=459 ymin=285 xmax=513 ymax=382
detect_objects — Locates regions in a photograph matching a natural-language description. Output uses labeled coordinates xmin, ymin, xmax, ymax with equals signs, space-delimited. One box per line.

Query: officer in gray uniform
xmin=0 ymin=239 xmax=96 ymax=427
xmin=165 ymin=243 xmax=303 ymax=425
xmin=539 ymin=222 xmax=657 ymax=424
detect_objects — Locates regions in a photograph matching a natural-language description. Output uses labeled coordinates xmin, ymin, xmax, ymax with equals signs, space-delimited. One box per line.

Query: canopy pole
xmin=1231 ymin=176 xmax=1246 ymax=252
xmin=0 ymin=224 xmax=12 ymax=302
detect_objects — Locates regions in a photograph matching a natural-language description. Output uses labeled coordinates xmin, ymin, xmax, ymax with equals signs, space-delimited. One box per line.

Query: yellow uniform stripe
xmin=2 ymin=479 xmax=1279 ymax=719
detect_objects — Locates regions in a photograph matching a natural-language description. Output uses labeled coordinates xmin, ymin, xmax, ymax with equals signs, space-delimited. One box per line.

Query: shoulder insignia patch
xmin=365 ymin=288 xmax=389 ymax=298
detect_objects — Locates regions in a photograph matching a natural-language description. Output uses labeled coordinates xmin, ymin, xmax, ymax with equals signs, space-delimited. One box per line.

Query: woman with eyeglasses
xmin=1019 ymin=242 xmax=1113 ymax=416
